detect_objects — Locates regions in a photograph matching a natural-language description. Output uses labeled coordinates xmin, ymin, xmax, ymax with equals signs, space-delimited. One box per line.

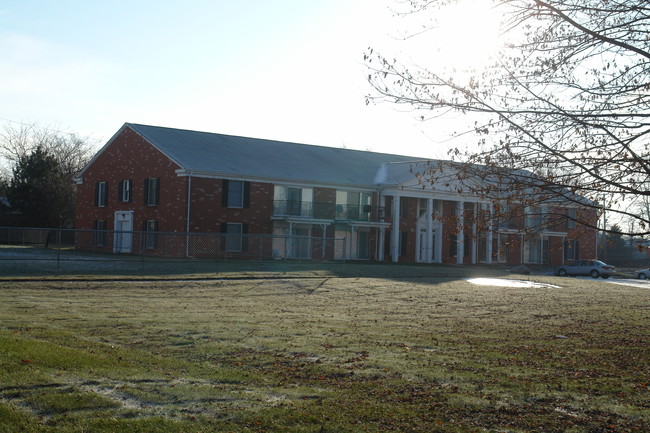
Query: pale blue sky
xmin=0 ymin=0 xmax=484 ymax=157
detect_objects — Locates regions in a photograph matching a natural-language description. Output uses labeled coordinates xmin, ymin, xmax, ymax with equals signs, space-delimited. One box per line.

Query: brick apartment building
xmin=74 ymin=123 xmax=597 ymax=265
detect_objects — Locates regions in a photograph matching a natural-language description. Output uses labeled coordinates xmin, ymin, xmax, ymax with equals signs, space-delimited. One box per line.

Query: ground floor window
xmin=143 ymin=220 xmax=158 ymax=249
xmin=525 ymin=235 xmax=549 ymax=264
xmin=223 ymin=223 xmax=245 ymax=252
xmin=564 ymin=239 xmax=579 ymax=261
xmin=494 ymin=233 xmax=509 ymax=264
xmin=93 ymin=220 xmax=107 ymax=247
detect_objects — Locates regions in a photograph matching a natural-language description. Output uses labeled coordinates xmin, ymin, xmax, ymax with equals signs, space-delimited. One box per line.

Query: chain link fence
xmin=0 ymin=227 xmax=348 ymax=277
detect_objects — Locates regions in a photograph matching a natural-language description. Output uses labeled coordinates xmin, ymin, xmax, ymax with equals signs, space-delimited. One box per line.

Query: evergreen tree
xmin=7 ymin=146 xmax=75 ymax=228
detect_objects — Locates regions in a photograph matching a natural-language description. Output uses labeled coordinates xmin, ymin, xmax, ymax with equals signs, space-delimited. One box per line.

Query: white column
xmin=456 ymin=201 xmax=464 ymax=264
xmin=391 ymin=196 xmax=400 ymax=262
xmin=426 ymin=198 xmax=433 ymax=263
xmin=486 ymin=203 xmax=493 ymax=264
xmin=471 ymin=202 xmax=478 ymax=264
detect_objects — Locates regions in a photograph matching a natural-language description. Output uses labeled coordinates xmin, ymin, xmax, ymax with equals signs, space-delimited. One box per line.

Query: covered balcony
xmin=272 ymin=201 xmax=385 ymax=222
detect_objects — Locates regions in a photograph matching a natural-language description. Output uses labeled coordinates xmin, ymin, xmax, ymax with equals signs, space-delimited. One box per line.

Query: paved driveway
xmin=605 ymin=277 xmax=650 ymax=289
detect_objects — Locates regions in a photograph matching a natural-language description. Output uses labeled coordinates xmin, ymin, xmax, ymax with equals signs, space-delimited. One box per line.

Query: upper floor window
xmin=525 ymin=206 xmax=545 ymax=229
xmin=566 ymin=208 xmax=577 ymax=229
xmin=144 ymin=178 xmax=159 ymax=206
xmin=95 ymin=181 xmax=108 ymax=207
xmin=119 ymin=179 xmax=132 ymax=203
xmin=400 ymin=197 xmax=409 ymax=218
xmin=222 ymin=180 xmax=250 ymax=208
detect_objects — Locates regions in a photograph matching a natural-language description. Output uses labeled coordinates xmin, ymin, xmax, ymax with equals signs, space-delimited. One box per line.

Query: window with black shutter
xmin=143 ymin=220 xmax=158 ymax=249
xmin=144 ymin=178 xmax=160 ymax=206
xmin=119 ymin=180 xmax=132 ymax=203
xmin=222 ymin=180 xmax=250 ymax=208
xmin=95 ymin=181 xmax=108 ymax=207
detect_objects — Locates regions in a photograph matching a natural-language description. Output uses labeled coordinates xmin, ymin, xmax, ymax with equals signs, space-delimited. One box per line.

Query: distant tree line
xmin=0 ymin=122 xmax=96 ymax=228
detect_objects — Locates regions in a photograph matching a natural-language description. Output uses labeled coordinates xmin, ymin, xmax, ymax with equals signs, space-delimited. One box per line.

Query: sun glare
xmin=398 ymin=0 xmax=503 ymax=72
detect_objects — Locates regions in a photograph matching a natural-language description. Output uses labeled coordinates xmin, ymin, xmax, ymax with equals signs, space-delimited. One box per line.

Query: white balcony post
xmin=456 ymin=201 xmax=464 ymax=265
xmin=426 ymin=198 xmax=433 ymax=263
xmin=391 ymin=196 xmax=400 ymax=263
xmin=486 ymin=203 xmax=493 ymax=264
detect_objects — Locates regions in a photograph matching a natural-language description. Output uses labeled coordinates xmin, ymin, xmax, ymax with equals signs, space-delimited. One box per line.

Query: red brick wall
xmin=188 ymin=177 xmax=274 ymax=234
xmin=76 ymin=127 xmax=186 ymax=232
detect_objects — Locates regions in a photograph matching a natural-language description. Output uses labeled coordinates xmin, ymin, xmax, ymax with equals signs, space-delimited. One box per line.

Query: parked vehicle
xmin=634 ymin=268 xmax=650 ymax=279
xmin=555 ymin=260 xmax=615 ymax=279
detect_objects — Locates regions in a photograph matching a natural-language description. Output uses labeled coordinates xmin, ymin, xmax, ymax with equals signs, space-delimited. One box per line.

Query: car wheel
xmin=590 ymin=270 xmax=600 ymax=278
xmin=639 ymin=273 xmax=647 ymax=280
xmin=602 ymin=275 xmax=609 ymax=279
xmin=558 ymin=269 xmax=568 ymax=277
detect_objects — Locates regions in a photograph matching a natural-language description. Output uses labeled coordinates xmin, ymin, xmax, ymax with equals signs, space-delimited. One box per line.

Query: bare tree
xmin=0 ymin=122 xmax=97 ymax=227
xmin=0 ymin=122 xmax=96 ymax=178
xmin=366 ymin=0 xmax=650 ymax=237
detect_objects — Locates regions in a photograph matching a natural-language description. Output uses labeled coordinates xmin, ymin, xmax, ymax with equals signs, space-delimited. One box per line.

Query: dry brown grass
xmin=0 ymin=272 xmax=648 ymax=432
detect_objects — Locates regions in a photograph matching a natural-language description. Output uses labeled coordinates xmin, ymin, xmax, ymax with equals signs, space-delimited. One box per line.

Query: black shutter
xmin=384 ymin=232 xmax=391 ymax=257
xmin=144 ymin=179 xmax=149 ymax=205
xmin=400 ymin=232 xmax=408 ymax=257
xmin=127 ymin=179 xmax=133 ymax=202
xmin=575 ymin=240 xmax=580 ymax=260
xmin=221 ymin=180 xmax=229 ymax=207
xmin=242 ymin=224 xmax=249 ymax=251
xmin=94 ymin=182 xmax=100 ymax=206
xmin=118 ymin=180 xmax=124 ymax=202
xmin=243 ymin=182 xmax=250 ymax=208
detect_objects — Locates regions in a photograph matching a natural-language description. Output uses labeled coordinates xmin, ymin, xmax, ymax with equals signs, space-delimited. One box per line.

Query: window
xmin=525 ymin=235 xmax=549 ymax=264
xmin=497 ymin=204 xmax=510 ymax=229
xmin=287 ymin=187 xmax=302 ymax=216
xmin=143 ymin=220 xmax=158 ymax=249
xmin=494 ymin=233 xmax=509 ymax=263
xmin=564 ymin=239 xmax=579 ymax=261
xmin=566 ymin=208 xmax=577 ymax=229
xmin=525 ymin=236 xmax=541 ymax=263
xmin=93 ymin=220 xmax=107 ymax=247
xmin=222 ymin=180 xmax=250 ymax=208
xmin=222 ymin=222 xmax=248 ymax=252
xmin=525 ymin=206 xmax=543 ymax=229
xmin=119 ymin=180 xmax=132 ymax=203
xmin=144 ymin=178 xmax=160 ymax=206
xmin=449 ymin=233 xmax=458 ymax=257
xmin=400 ymin=197 xmax=409 ymax=218
xmin=418 ymin=198 xmax=428 ymax=217
xmin=95 ymin=181 xmax=108 ymax=207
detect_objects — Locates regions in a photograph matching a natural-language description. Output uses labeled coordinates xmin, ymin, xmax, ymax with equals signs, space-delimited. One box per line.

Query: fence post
xmin=56 ymin=229 xmax=61 ymax=276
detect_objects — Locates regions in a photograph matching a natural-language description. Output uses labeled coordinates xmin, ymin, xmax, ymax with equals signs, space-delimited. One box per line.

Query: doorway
xmin=113 ymin=211 xmax=133 ymax=253
xmin=418 ymin=229 xmax=436 ymax=263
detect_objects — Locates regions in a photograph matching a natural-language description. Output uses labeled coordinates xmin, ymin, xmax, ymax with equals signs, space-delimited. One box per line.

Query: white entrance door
xmin=418 ymin=229 xmax=436 ymax=263
xmin=114 ymin=211 xmax=134 ymax=253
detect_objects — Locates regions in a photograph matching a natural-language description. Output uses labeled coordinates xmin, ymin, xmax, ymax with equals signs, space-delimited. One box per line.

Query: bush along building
xmin=74 ymin=123 xmax=597 ymax=265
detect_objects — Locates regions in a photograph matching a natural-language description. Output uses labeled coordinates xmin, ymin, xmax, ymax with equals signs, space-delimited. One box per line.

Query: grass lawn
xmin=0 ymin=267 xmax=648 ymax=432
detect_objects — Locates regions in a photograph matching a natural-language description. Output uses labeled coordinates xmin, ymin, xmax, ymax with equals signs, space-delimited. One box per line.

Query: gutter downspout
xmin=186 ymin=171 xmax=192 ymax=257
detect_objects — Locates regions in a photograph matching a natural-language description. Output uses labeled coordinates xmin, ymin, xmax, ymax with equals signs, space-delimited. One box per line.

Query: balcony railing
xmin=272 ymin=201 xmax=385 ymax=222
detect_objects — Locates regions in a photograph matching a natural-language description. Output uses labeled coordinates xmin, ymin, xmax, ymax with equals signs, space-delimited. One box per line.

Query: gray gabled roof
xmin=127 ymin=123 xmax=428 ymax=188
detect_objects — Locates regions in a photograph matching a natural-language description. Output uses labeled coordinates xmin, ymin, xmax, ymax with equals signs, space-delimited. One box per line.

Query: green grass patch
xmin=0 ymin=271 xmax=648 ymax=432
